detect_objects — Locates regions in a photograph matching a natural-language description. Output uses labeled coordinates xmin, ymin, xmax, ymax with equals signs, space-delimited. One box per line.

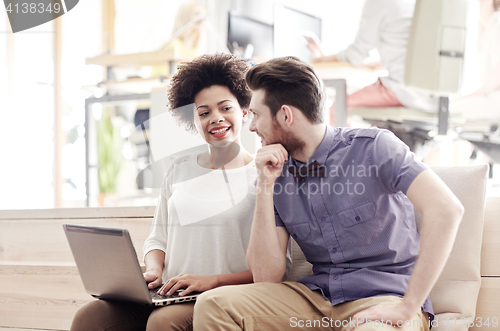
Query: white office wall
xmin=114 ymin=0 xmax=186 ymax=54
xmin=0 ymin=9 xmax=7 ymax=97
xmin=0 ymin=0 xmax=104 ymax=209
xmin=0 ymin=19 xmax=55 ymax=209
xmin=205 ymin=0 xmax=232 ymax=53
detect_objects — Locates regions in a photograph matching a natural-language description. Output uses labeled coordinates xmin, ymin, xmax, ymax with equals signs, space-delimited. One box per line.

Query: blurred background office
xmin=0 ymin=0 xmax=497 ymax=210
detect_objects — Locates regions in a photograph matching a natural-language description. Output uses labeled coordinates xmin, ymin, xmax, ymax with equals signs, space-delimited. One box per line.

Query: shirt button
xmin=333 ymin=275 xmax=338 ymax=280
xmin=311 ymin=186 xmax=317 ymax=193
xmin=355 ymin=216 xmax=361 ymax=222
xmin=331 ymin=247 xmax=337 ymax=253
xmin=292 ymin=234 xmax=298 ymax=239
xmin=321 ymin=216 xmax=326 ymax=222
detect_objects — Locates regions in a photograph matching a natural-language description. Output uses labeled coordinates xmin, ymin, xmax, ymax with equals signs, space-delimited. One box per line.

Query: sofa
xmin=0 ymin=164 xmax=498 ymax=330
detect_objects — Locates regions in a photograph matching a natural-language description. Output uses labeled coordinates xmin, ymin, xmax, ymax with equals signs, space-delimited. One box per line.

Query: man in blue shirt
xmin=192 ymin=56 xmax=464 ymax=331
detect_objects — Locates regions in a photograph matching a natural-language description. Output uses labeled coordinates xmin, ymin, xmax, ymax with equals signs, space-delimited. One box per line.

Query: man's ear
xmin=280 ymin=105 xmax=294 ymax=128
xmin=242 ymin=108 xmax=248 ymax=122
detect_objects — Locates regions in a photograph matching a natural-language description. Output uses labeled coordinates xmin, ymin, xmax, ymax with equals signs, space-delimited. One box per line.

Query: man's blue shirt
xmin=273 ymin=125 xmax=433 ymax=317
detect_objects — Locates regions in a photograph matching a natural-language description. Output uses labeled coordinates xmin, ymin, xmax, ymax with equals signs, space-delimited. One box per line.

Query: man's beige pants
xmin=193 ymin=282 xmax=429 ymax=331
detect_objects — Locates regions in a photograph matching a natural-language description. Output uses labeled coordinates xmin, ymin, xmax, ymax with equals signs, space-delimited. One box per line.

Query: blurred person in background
xmin=313 ymin=0 xmax=438 ymax=126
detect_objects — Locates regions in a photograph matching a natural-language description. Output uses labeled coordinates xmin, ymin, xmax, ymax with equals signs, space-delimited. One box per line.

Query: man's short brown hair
xmin=245 ymin=56 xmax=325 ymax=124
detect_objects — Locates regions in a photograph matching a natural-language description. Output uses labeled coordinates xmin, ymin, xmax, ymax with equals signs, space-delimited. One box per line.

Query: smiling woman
xmin=193 ymin=85 xmax=249 ymax=167
xmin=167 ymin=53 xmax=252 ymax=132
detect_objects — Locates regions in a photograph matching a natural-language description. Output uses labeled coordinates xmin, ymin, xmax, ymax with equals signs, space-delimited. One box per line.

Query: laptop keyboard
xmin=149 ymin=287 xmax=201 ymax=301
xmin=149 ymin=287 xmax=173 ymax=300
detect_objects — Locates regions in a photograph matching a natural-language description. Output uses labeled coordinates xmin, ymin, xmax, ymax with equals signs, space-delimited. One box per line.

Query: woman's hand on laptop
xmin=143 ymin=249 xmax=165 ymax=289
xmin=157 ymin=273 xmax=218 ymax=297
xmin=143 ymin=268 xmax=163 ymax=289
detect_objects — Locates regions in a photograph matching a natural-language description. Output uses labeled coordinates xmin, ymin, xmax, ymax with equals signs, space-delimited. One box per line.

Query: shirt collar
xmin=289 ymin=125 xmax=337 ymax=167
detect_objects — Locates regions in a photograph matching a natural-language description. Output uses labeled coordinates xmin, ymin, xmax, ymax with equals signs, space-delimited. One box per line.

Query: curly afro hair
xmin=167 ymin=53 xmax=252 ymax=132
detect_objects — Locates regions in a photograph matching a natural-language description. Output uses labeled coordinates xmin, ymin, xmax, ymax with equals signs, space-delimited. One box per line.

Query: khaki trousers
xmin=70 ymin=299 xmax=195 ymax=331
xmin=193 ymin=282 xmax=429 ymax=331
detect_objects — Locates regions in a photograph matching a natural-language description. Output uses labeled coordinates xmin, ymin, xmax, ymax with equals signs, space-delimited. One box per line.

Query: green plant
xmin=97 ymin=106 xmax=123 ymax=194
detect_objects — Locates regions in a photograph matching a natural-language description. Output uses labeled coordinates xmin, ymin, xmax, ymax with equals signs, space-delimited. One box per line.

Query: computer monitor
xmin=273 ymin=5 xmax=322 ymax=63
xmin=227 ymin=12 xmax=273 ymax=62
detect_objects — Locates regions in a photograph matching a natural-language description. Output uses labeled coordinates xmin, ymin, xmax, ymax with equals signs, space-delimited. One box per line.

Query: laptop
xmin=63 ymin=224 xmax=200 ymax=306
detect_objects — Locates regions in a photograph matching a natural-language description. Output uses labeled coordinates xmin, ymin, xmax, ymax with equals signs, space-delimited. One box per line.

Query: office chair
xmin=348 ymin=0 xmax=477 ymax=153
xmin=459 ymin=123 xmax=500 ymax=177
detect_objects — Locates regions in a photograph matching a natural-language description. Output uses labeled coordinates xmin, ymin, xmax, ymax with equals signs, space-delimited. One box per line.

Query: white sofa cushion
xmin=419 ymin=165 xmax=489 ymax=330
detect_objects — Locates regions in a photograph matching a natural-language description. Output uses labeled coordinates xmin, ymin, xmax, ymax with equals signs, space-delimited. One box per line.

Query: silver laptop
xmin=63 ymin=224 xmax=200 ymax=306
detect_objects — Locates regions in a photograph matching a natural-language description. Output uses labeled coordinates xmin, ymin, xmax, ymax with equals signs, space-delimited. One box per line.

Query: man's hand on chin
xmin=255 ymin=144 xmax=288 ymax=186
